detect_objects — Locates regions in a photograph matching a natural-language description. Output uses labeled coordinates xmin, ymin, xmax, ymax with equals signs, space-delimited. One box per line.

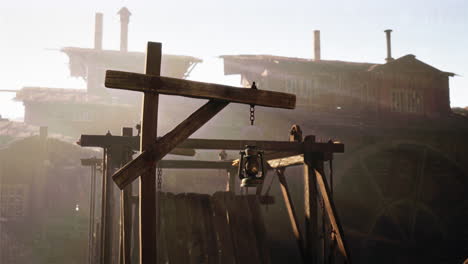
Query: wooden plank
xmin=187 ymin=193 xmax=205 ymax=264
xmin=304 ymin=136 xmax=319 ymax=264
xmin=314 ymin=169 xmax=351 ymax=263
xmin=225 ymin=193 xmax=260 ymax=264
xmin=178 ymin=139 xmax=302 ymax=152
xmin=179 ymin=140 xmax=342 ymax=153
xmin=199 ymin=194 xmax=218 ymax=264
xmin=238 ymin=195 xmax=262 ymax=264
xmin=112 ymin=100 xmax=229 ymax=189
xmin=246 ymin=195 xmax=271 ymax=264
xmin=223 ymin=193 xmax=242 ymax=264
xmin=78 ymin=135 xmax=195 ymax=156
xmin=276 ymin=169 xmax=306 ymax=263
xmin=163 ymin=193 xmax=180 ymax=264
xmin=268 ymin=154 xmax=304 ymax=169
xmin=157 ymin=192 xmax=168 ymax=264
xmin=158 ymin=160 xmax=233 ymax=169
xmin=79 ymin=135 xmax=344 ymax=154
xmin=211 ymin=192 xmax=236 ymax=264
xmin=105 ymin=70 xmax=296 ymax=109
xmin=174 ymin=193 xmax=191 ymax=263
xmin=139 ymin=41 xmax=160 ymax=264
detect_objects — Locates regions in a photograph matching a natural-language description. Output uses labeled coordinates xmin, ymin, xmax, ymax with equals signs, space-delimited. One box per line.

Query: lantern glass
xmin=239 ymin=145 xmax=264 ymax=188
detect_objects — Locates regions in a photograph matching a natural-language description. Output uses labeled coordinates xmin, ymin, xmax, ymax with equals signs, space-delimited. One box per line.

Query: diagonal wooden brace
xmin=112 ymin=100 xmax=229 ymax=189
xmin=314 ymin=169 xmax=351 ymax=263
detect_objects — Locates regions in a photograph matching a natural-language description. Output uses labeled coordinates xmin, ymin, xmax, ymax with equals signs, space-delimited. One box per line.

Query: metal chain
xmin=249 ymin=82 xmax=257 ymax=126
xmin=250 ymin=105 xmax=255 ymax=125
xmin=157 ymin=166 xmax=163 ymax=190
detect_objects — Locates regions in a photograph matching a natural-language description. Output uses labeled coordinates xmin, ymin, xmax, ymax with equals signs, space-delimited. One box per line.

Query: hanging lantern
xmin=238 ymin=145 xmax=265 ymax=188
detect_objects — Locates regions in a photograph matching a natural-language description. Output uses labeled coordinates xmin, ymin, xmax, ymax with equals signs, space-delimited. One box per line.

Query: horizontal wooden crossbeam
xmin=158 ymin=160 xmax=233 ymax=169
xmin=105 ymin=70 xmax=296 ymax=109
xmin=77 ymin=135 xmax=195 ymax=156
xmin=180 ymin=139 xmax=343 ymax=154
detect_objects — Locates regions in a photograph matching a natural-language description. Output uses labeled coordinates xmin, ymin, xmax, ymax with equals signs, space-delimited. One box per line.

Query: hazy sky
xmin=1 ymin=0 xmax=467 ymax=119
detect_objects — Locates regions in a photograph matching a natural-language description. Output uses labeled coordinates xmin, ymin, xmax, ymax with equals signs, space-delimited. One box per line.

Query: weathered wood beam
xmin=105 ymin=70 xmax=296 ymax=109
xmin=79 ymin=135 xmax=344 ymax=154
xmin=314 ymin=169 xmax=351 ymax=263
xmin=158 ymin=159 xmax=233 ymax=169
xmin=180 ymin=139 xmax=302 ymax=152
xmin=268 ymin=154 xmax=304 ymax=168
xmin=78 ymin=135 xmax=195 ymax=156
xmin=113 ymin=100 xmax=229 ymax=189
xmin=139 ymin=42 xmax=160 ymax=264
xmin=120 ymin=128 xmax=133 ymax=264
xmin=277 ymin=169 xmax=306 ymax=263
xmin=304 ymin=135 xmax=319 ymax=264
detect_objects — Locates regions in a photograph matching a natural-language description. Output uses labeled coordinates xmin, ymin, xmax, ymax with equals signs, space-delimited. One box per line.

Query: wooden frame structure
xmin=96 ymin=41 xmax=350 ymax=264
xmin=80 ymin=157 xmax=102 ymax=264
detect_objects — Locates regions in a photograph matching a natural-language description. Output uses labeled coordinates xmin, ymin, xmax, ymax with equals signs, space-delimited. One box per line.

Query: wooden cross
xmin=104 ymin=42 xmax=296 ymax=264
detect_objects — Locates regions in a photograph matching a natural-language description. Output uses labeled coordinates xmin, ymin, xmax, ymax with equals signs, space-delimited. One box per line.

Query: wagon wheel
xmin=335 ymin=141 xmax=468 ymax=263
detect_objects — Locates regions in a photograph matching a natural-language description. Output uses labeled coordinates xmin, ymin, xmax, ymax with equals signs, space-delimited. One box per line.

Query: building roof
xmin=0 ymin=120 xmax=77 ymax=146
xmin=14 ymin=87 xmax=133 ymax=107
xmin=221 ymin=54 xmax=454 ymax=77
xmin=61 ymin=47 xmax=202 ymax=79
xmin=368 ymin=54 xmax=455 ymax=76
xmin=221 ymin=54 xmax=376 ymax=77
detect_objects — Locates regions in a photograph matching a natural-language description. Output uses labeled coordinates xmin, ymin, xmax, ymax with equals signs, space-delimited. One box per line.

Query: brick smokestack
xmin=314 ymin=30 xmax=321 ymax=61
xmin=94 ymin=13 xmax=103 ymax=50
xmin=384 ymin=29 xmax=394 ymax=62
xmin=118 ymin=7 xmax=131 ymax=52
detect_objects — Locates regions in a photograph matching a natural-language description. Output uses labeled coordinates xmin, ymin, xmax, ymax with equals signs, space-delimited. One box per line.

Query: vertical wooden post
xmin=88 ymin=160 xmax=97 ymax=264
xmin=100 ymin=148 xmax=107 ymax=264
xmin=226 ymin=167 xmax=237 ymax=193
xmin=103 ymin=145 xmax=117 ymax=264
xmin=139 ymin=42 xmax=161 ymax=264
xmin=303 ymin=135 xmax=319 ymax=264
xmin=120 ymin=128 xmax=133 ymax=264
xmin=276 ymin=169 xmax=306 ymax=263
xmin=105 ymin=143 xmax=121 ymax=264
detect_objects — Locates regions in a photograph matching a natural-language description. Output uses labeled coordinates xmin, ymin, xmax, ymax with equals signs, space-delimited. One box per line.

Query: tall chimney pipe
xmin=94 ymin=13 xmax=103 ymax=50
xmin=118 ymin=7 xmax=131 ymax=52
xmin=314 ymin=30 xmax=321 ymax=61
xmin=384 ymin=29 xmax=394 ymax=62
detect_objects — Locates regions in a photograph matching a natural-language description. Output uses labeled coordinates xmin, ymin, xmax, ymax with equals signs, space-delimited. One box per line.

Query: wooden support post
xmin=103 ymin=145 xmax=119 ymax=264
xmin=120 ymin=128 xmax=133 ymax=264
xmin=303 ymin=135 xmax=319 ymax=264
xmin=139 ymin=42 xmax=160 ymax=264
xmin=86 ymin=159 xmax=98 ymax=264
xmin=276 ymin=168 xmax=306 ymax=263
xmin=100 ymin=149 xmax=107 ymax=264
xmin=226 ymin=167 xmax=237 ymax=193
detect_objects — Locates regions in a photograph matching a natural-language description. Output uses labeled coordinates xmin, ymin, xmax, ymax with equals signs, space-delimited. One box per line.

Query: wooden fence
xmin=157 ymin=192 xmax=270 ymax=264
